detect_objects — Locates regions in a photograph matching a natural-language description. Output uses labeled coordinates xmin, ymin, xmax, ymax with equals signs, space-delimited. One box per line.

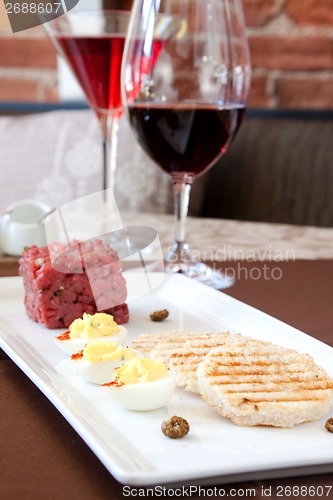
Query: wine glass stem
xmin=166 ymin=176 xmax=193 ymax=266
xmin=101 ymin=113 xmax=120 ymax=199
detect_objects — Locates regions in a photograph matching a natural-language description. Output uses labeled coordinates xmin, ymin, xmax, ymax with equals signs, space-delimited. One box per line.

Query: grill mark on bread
xmin=206 ymin=374 xmax=331 ymax=385
xmin=225 ymin=389 xmax=332 ymax=403
xmin=205 ymin=364 xmax=318 ymax=374
xmin=223 ymin=384 xmax=333 ymax=394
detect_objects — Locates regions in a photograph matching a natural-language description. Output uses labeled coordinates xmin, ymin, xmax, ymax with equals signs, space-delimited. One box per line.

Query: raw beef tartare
xmin=19 ymin=239 xmax=129 ymax=329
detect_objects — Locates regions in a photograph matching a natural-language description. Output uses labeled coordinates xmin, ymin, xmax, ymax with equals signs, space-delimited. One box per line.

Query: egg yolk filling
xmin=111 ymin=358 xmax=169 ymax=386
xmin=69 ymin=312 xmax=120 ymax=339
xmin=82 ymin=341 xmax=136 ymax=364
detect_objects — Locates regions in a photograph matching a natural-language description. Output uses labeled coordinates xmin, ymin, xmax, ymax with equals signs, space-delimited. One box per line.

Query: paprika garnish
xmin=102 ymin=366 xmax=123 ymax=387
xmin=56 ymin=330 xmax=71 ymax=341
xmin=102 ymin=381 xmax=124 ymax=387
xmin=71 ymin=350 xmax=84 ymax=361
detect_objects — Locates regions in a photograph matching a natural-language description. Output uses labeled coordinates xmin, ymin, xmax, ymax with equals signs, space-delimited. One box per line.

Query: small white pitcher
xmin=0 ymin=199 xmax=52 ymax=257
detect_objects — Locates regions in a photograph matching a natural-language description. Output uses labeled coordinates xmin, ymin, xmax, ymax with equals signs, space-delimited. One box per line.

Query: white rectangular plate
xmin=1 ymin=273 xmax=333 ymax=486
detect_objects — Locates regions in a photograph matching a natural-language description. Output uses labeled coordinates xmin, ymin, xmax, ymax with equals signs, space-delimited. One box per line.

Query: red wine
xmin=56 ymin=36 xmax=125 ymax=113
xmin=127 ymin=104 xmax=246 ymax=177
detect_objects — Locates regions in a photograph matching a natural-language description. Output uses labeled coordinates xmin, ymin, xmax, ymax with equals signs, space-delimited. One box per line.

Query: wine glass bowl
xmin=122 ymin=0 xmax=251 ymax=288
xmin=44 ymin=9 xmax=131 ymax=195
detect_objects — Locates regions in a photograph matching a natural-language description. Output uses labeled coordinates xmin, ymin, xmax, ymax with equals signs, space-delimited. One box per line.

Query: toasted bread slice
xmin=197 ymin=341 xmax=333 ymax=427
xmin=131 ymin=331 xmax=199 ymax=358
xmin=130 ymin=332 xmax=171 ymax=356
xmin=149 ymin=332 xmax=206 ymax=367
xmin=170 ymin=332 xmax=248 ymax=393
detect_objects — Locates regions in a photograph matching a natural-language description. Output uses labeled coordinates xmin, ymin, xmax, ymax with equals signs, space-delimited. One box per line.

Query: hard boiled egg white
xmin=104 ymin=375 xmax=176 ymax=411
xmin=71 ymin=342 xmax=139 ymax=385
xmin=54 ymin=326 xmax=127 ymax=355
xmin=103 ymin=357 xmax=176 ymax=411
xmin=54 ymin=312 xmax=127 ymax=355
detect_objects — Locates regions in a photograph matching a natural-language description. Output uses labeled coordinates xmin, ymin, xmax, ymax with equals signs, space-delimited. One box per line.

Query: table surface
xmin=123 ymin=214 xmax=333 ymax=260
xmin=1 ymin=215 xmax=333 ymax=499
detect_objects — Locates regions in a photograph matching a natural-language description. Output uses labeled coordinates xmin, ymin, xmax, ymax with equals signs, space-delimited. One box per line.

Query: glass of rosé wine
xmin=122 ymin=0 xmax=251 ymax=288
xmin=44 ymin=9 xmax=131 ymax=199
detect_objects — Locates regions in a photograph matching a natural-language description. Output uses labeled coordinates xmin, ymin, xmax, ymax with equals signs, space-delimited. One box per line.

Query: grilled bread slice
xmin=197 ymin=340 xmax=333 ymax=427
xmin=169 ymin=332 xmax=248 ymax=393
xmin=149 ymin=332 xmax=207 ymax=367
xmin=131 ymin=331 xmax=200 ymax=358
xmin=130 ymin=332 xmax=171 ymax=356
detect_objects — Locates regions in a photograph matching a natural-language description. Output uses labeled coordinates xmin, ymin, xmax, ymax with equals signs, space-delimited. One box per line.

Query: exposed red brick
xmin=248 ymin=75 xmax=270 ymax=108
xmin=42 ymin=85 xmax=59 ymax=103
xmin=0 ymin=78 xmax=39 ymax=101
xmin=285 ymin=0 xmax=333 ymax=26
xmin=0 ymin=37 xmax=56 ymax=68
xmin=0 ymin=77 xmax=59 ymax=102
xmin=249 ymin=36 xmax=333 ymax=71
xmin=243 ymin=0 xmax=277 ymax=28
xmin=276 ymin=77 xmax=333 ymax=109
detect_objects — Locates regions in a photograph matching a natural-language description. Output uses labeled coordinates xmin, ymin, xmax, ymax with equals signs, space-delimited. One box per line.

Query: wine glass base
xmin=165 ymin=261 xmax=235 ymax=290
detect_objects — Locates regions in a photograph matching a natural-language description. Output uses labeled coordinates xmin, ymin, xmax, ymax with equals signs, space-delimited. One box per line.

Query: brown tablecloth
xmin=1 ymin=260 xmax=333 ymax=499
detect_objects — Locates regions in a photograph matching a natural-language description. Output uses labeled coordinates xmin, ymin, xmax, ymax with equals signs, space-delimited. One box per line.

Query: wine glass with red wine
xmin=44 ymin=9 xmax=131 ymax=199
xmin=122 ymin=0 xmax=251 ymax=288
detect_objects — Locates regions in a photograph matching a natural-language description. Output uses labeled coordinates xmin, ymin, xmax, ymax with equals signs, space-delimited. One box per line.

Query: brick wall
xmin=0 ymin=7 xmax=58 ymax=103
xmin=245 ymin=0 xmax=333 ymax=108
xmin=0 ymin=0 xmax=332 ymax=108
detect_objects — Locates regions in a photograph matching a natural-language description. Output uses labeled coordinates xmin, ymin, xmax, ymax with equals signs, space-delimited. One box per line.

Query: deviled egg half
xmin=71 ymin=341 xmax=138 ymax=384
xmin=103 ymin=357 xmax=176 ymax=411
xmin=54 ymin=312 xmax=127 ymax=355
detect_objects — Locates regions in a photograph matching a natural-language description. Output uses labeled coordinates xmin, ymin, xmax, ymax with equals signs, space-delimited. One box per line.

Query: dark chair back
xmin=201 ymin=110 xmax=333 ymax=227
